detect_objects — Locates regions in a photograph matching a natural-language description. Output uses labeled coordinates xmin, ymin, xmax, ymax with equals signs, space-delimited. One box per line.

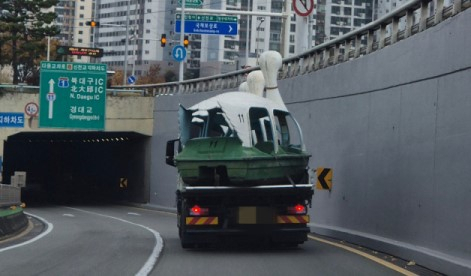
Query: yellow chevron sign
xmin=119 ymin=178 xmax=128 ymax=188
xmin=316 ymin=168 xmax=333 ymax=190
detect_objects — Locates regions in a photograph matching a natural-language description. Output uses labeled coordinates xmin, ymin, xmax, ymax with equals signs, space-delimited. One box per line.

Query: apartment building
xmin=315 ymin=0 xmax=373 ymax=44
xmin=93 ymin=0 xmax=169 ymax=81
xmin=52 ymin=0 xmax=385 ymax=80
xmin=55 ymin=0 xmax=94 ymax=63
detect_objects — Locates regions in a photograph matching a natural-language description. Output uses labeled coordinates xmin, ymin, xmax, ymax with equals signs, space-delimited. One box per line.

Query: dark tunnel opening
xmin=2 ymin=131 xmax=150 ymax=205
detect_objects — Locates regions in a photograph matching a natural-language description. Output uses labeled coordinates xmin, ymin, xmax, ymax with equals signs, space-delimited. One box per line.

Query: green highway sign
xmin=176 ymin=14 xmax=238 ymax=23
xmin=39 ymin=61 xmax=107 ymax=130
xmin=176 ymin=13 xmax=238 ymax=35
xmin=178 ymin=0 xmax=203 ymax=8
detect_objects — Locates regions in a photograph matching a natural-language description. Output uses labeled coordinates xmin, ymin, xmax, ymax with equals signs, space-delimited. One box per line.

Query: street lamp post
xmin=256 ymin=18 xmax=265 ymax=65
xmin=245 ymin=0 xmax=251 ymax=67
xmin=123 ymin=3 xmax=131 ymax=85
xmin=47 ymin=37 xmax=51 ymax=61
xmin=233 ymin=54 xmax=239 ymax=71
xmin=178 ymin=0 xmax=186 ymax=91
xmin=130 ymin=33 xmax=136 ymax=77
xmin=131 ymin=1 xmax=139 ymax=78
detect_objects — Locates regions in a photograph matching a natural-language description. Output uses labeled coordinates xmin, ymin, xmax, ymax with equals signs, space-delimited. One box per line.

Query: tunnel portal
xmin=2 ymin=131 xmax=149 ymax=205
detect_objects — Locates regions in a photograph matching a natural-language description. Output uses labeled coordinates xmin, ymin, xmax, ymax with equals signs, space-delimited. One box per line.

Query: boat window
xmin=207 ymin=110 xmax=232 ymax=137
xmin=274 ymin=110 xmax=303 ymax=152
xmin=189 ymin=110 xmax=208 ymax=139
xmin=249 ymin=108 xmax=274 ymax=152
xmin=189 ymin=117 xmax=205 ymax=138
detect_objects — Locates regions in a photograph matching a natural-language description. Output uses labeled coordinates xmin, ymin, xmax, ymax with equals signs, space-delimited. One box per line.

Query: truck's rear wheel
xmin=179 ymin=200 xmax=196 ymax=249
xmin=179 ymin=223 xmax=195 ymax=248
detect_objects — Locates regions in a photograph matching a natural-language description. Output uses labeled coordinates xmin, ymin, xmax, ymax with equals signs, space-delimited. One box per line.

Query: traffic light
xmin=85 ymin=20 xmax=100 ymax=27
xmin=160 ymin=34 xmax=167 ymax=47
xmin=183 ymin=35 xmax=189 ymax=48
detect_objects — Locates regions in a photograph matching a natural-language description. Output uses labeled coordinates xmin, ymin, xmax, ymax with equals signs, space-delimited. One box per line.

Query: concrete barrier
xmin=0 ymin=184 xmax=21 ymax=207
xmin=0 ymin=183 xmax=28 ymax=240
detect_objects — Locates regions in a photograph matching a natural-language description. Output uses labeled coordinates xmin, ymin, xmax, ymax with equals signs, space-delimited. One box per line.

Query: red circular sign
xmin=293 ymin=0 xmax=315 ymax=17
xmin=25 ymin=102 xmax=39 ymax=117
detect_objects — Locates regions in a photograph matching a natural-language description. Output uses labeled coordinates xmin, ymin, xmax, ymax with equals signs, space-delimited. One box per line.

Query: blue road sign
xmin=127 ymin=75 xmax=136 ymax=84
xmin=0 ymin=113 xmax=24 ymax=128
xmin=172 ymin=45 xmax=187 ymax=62
xmin=176 ymin=21 xmax=238 ymax=35
xmin=175 ymin=14 xmax=238 ymax=35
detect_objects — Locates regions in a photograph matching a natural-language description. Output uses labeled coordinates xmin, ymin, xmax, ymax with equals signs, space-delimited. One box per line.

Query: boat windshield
xmin=273 ymin=110 xmax=304 ymax=153
xmin=190 ymin=108 xmax=234 ymax=139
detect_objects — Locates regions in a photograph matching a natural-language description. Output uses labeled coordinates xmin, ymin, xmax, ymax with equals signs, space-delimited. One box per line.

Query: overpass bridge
xmin=1 ymin=0 xmax=470 ymax=274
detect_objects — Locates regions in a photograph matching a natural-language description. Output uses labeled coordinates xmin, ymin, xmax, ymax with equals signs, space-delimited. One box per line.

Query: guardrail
xmin=113 ymin=0 xmax=470 ymax=95
xmin=0 ymin=84 xmax=39 ymax=93
xmin=0 ymin=184 xmax=21 ymax=206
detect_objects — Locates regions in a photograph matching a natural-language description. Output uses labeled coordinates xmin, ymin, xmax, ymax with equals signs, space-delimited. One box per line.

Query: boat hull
xmin=175 ymin=138 xmax=310 ymax=186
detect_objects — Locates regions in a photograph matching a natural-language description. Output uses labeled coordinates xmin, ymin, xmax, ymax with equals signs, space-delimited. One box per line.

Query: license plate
xmin=237 ymin=207 xmax=276 ymax=224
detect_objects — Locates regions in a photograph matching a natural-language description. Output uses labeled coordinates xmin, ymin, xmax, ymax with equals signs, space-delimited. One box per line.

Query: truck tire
xmin=179 ymin=222 xmax=195 ymax=248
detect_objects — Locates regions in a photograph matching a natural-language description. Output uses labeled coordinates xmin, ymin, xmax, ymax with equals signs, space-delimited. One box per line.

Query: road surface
xmin=0 ymin=205 xmax=424 ymax=275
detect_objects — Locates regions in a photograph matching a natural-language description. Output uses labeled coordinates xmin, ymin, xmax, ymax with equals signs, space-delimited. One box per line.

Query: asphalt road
xmin=0 ymin=205 xmax=415 ymax=276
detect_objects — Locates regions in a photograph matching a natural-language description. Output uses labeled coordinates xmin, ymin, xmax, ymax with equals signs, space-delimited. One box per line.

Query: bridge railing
xmin=0 ymin=184 xmax=21 ymax=206
xmin=114 ymin=0 xmax=470 ymax=95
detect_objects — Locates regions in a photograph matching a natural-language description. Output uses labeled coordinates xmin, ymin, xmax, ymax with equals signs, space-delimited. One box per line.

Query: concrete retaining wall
xmin=150 ymin=9 xmax=471 ymax=275
xmin=292 ymin=8 xmax=471 ymax=274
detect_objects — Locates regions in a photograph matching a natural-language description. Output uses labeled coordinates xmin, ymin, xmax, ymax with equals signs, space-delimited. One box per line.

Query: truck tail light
xmin=190 ymin=205 xmax=209 ymax=216
xmin=287 ymin=204 xmax=306 ymax=215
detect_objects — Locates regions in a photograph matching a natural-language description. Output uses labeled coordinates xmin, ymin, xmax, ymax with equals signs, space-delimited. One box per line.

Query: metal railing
xmin=114 ymin=0 xmax=470 ymax=95
xmin=0 ymin=184 xmax=21 ymax=206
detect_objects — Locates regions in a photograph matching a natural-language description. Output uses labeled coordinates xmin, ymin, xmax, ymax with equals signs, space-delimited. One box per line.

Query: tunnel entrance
xmin=2 ymin=131 xmax=150 ymax=205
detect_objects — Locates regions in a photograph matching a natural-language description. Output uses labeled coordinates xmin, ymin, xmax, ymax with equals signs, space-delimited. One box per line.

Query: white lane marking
xmin=66 ymin=207 xmax=163 ymax=276
xmin=63 ymin=214 xmax=75 ymax=217
xmin=127 ymin=212 xmax=141 ymax=216
xmin=0 ymin=213 xmax=54 ymax=253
